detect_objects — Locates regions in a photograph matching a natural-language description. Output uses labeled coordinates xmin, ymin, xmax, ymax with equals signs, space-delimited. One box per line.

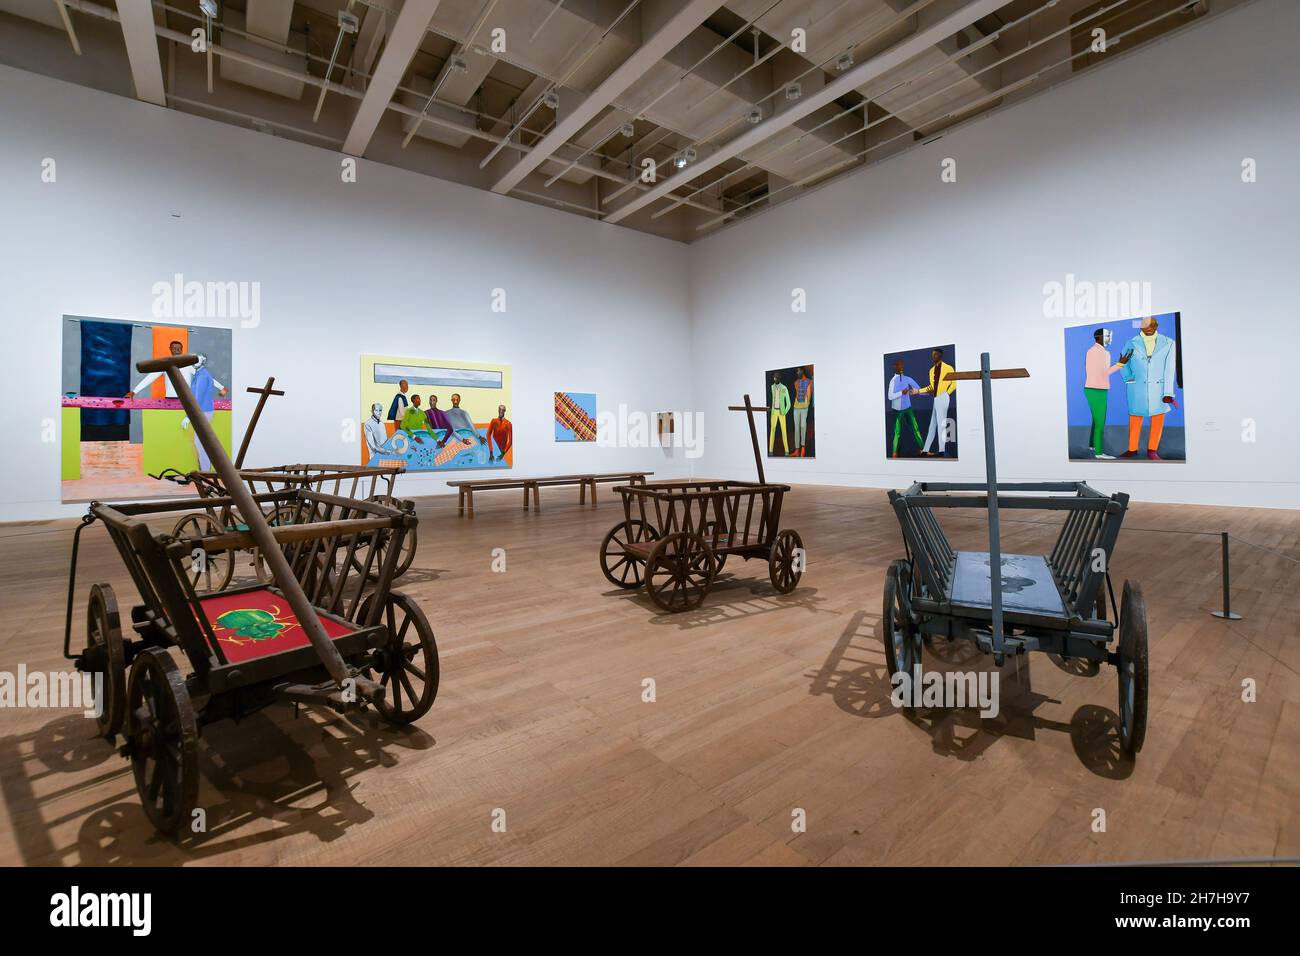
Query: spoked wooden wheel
xmin=350 ymin=495 xmax=417 ymax=581
xmin=86 ymin=582 xmax=126 ymax=739
xmin=883 ymin=560 xmax=922 ymax=686
xmin=1117 ymin=580 xmax=1149 ymax=756
xmin=768 ymin=529 xmax=804 ymax=594
xmin=360 ymin=591 xmax=440 ymax=724
xmin=125 ymin=649 xmax=198 ymax=835
xmin=599 ymin=519 xmax=659 ymax=589
xmin=172 ymin=513 xmax=234 ymax=594
xmin=644 ymin=532 xmax=716 ymax=613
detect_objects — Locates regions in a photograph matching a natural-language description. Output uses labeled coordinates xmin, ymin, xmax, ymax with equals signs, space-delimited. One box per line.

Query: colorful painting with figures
xmin=1063 ymin=312 xmax=1184 ymax=461
xmin=764 ymin=364 xmax=815 ymax=458
xmin=360 ymin=354 xmax=512 ymax=471
xmin=882 ymin=344 xmax=958 ymax=460
xmin=60 ymin=315 xmax=234 ymax=502
xmin=554 ymin=392 xmax=597 ymax=441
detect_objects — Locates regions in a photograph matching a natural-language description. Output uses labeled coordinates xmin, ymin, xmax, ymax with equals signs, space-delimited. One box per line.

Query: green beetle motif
xmin=216 ymin=607 xmax=290 ymax=643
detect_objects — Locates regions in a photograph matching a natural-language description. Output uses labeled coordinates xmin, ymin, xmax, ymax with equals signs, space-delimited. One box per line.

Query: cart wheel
xmin=768 ymin=529 xmax=804 ymax=594
xmin=86 ymin=583 xmax=126 ymax=739
xmin=125 ymin=649 xmax=198 ymax=836
xmin=172 ymin=513 xmax=234 ymax=594
xmin=350 ymin=495 xmax=417 ymax=581
xmin=360 ymin=591 xmax=440 ymax=724
xmin=599 ymin=519 xmax=659 ymax=589
xmin=883 ymin=560 xmax=922 ymax=684
xmin=645 ymin=532 xmax=716 ymax=613
xmin=1117 ymin=580 xmax=1149 ymax=756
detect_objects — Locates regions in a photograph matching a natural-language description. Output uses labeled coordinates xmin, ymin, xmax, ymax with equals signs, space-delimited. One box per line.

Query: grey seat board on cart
xmin=950 ymin=551 xmax=1067 ymax=619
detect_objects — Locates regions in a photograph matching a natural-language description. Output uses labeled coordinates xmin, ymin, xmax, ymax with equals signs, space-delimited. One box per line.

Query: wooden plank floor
xmin=0 ymin=485 xmax=1296 ymax=866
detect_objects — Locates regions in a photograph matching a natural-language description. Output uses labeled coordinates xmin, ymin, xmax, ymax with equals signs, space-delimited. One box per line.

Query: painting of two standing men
xmin=1064 ymin=312 xmax=1185 ymax=462
xmin=883 ymin=344 xmax=959 ymax=460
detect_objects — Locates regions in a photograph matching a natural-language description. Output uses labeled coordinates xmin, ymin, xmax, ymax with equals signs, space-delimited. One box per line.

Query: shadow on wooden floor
xmin=808 ymin=609 xmax=1134 ymax=779
xmin=0 ymin=706 xmax=435 ymax=866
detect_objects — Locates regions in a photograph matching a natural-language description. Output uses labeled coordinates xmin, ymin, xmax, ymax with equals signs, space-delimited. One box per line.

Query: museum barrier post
xmin=1211 ymin=530 xmax=1243 ymax=621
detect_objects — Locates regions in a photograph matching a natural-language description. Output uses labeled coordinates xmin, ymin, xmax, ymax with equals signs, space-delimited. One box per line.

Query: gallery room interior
xmin=0 ymin=0 xmax=1297 ymax=881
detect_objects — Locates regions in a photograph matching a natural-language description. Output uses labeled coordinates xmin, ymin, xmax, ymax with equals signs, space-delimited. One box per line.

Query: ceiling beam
xmin=490 ymin=0 xmax=726 ymax=196
xmin=342 ymin=0 xmax=442 ymax=157
xmin=602 ymin=0 xmax=1008 ymax=224
xmin=115 ymin=0 xmax=165 ymax=105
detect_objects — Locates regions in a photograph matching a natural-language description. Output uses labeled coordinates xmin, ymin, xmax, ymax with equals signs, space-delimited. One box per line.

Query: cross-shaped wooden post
xmin=235 ymin=376 xmax=285 ymax=467
xmin=946 ymin=355 xmax=1030 ymax=662
xmin=726 ymin=394 xmax=766 ymax=484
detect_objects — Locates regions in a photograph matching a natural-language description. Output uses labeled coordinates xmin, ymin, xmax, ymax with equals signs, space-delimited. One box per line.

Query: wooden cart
xmin=64 ymin=355 xmax=439 ymax=833
xmin=598 ymin=395 xmax=804 ymax=613
xmin=160 ymin=462 xmax=417 ymax=593
xmin=884 ymin=355 xmax=1148 ymax=756
xmin=150 ymin=377 xmax=416 ymax=593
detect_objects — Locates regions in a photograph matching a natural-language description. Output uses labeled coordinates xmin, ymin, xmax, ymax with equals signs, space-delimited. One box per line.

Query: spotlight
xmin=785 ymin=82 xmax=801 ymax=100
xmin=543 ymin=90 xmax=559 ymax=110
xmin=198 ymin=0 xmax=218 ymax=17
xmin=746 ymin=106 xmax=763 ymax=124
xmin=672 ymin=146 xmax=697 ymax=169
xmin=620 ymin=121 xmax=635 ymax=137
xmin=836 ymin=52 xmax=853 ymax=71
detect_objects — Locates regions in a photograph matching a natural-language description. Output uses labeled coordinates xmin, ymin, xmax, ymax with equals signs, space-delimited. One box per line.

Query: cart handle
xmin=139 ymin=352 xmax=385 ymax=705
xmin=137 ymin=353 xmax=199 ymax=373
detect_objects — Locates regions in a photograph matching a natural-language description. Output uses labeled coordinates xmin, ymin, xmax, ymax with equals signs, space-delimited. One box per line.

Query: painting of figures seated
xmin=361 ymin=354 xmax=512 ymax=473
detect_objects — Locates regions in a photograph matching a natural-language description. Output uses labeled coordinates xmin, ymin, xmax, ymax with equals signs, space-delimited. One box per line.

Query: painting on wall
xmin=764 ymin=364 xmax=815 ymax=458
xmin=1064 ymin=312 xmax=1184 ymax=461
xmin=882 ymin=344 xmax=958 ymax=460
xmin=554 ymin=391 xmax=597 ymax=442
xmin=360 ymin=354 xmax=512 ymax=471
xmin=61 ymin=315 xmax=234 ymax=502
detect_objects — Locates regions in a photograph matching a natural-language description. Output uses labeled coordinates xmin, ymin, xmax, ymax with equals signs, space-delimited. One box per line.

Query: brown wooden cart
xmin=64 ymin=355 xmax=438 ymax=835
xmin=149 ymin=380 xmax=417 ymax=594
xmin=598 ymin=395 xmax=804 ymax=613
xmin=175 ymin=463 xmax=417 ymax=593
xmin=599 ymin=479 xmax=802 ymax=612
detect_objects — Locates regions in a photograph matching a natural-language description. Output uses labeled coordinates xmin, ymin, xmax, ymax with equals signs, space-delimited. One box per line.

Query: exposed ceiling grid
xmin=0 ymin=0 xmax=1231 ymax=240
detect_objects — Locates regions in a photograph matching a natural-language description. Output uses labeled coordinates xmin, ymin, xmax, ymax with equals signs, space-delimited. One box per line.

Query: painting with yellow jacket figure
xmin=765 ymin=365 xmax=814 ymax=458
xmin=882 ymin=344 xmax=958 ymax=460
xmin=1064 ymin=313 xmax=1184 ymax=461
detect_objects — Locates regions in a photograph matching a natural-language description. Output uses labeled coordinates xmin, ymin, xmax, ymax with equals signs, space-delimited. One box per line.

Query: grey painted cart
xmin=884 ymin=355 xmax=1148 ymax=756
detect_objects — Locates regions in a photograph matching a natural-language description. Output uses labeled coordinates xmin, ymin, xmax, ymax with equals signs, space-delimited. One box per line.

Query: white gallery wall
xmin=688 ymin=0 xmax=1299 ymax=509
xmin=0 ymin=0 xmax=1296 ymax=523
xmin=0 ymin=63 xmax=693 ymax=522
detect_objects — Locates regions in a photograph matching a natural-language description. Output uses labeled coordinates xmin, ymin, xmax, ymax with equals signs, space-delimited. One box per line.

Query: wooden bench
xmin=446 ymin=472 xmax=651 ymax=517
